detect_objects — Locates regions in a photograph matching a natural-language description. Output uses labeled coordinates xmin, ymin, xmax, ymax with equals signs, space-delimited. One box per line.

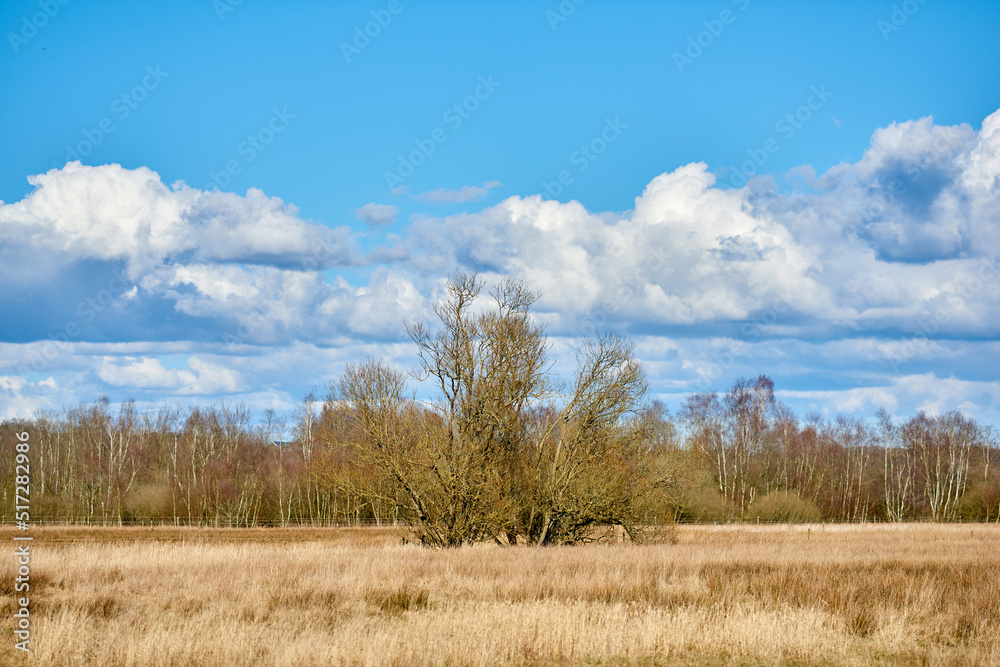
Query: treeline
xmin=2 ymin=275 xmax=998 ymax=535
xmin=1 ymin=380 xmax=997 ymax=528
xmin=674 ymin=376 xmax=997 ymax=523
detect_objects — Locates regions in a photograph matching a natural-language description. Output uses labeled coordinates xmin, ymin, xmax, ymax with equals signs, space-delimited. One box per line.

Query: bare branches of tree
xmin=330 ymin=274 xmax=659 ymax=546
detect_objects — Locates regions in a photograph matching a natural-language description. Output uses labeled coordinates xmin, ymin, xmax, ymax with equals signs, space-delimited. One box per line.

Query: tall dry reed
xmin=2 ymin=523 xmax=998 ymax=665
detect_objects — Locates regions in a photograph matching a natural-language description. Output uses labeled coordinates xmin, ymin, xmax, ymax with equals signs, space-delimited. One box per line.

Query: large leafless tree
xmin=331 ymin=274 xmax=660 ymax=546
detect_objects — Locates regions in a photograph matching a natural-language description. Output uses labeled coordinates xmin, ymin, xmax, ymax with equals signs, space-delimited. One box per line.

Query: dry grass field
xmin=2 ymin=523 xmax=999 ymax=666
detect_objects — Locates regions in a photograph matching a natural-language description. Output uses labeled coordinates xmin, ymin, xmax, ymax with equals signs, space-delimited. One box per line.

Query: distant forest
xmin=4 ymin=275 xmax=998 ymax=534
xmin=2 ymin=379 xmax=997 ymax=527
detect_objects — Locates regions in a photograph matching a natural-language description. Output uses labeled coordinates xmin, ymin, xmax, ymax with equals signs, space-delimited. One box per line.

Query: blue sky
xmin=1 ymin=0 xmax=998 ymax=428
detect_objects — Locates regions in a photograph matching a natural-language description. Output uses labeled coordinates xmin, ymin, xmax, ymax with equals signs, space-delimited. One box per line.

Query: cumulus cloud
xmin=353 ymin=203 xmax=398 ymax=226
xmin=0 ymin=162 xmax=400 ymax=348
xmin=132 ymin=262 xmax=428 ymax=345
xmin=96 ymin=357 xmax=181 ymax=389
xmin=408 ymin=111 xmax=1000 ymax=340
xmin=0 ymin=162 xmax=358 ymax=279
xmin=0 ymin=375 xmax=27 ymax=393
xmin=773 ymin=111 xmax=1000 ymax=264
xmin=97 ymin=356 xmax=242 ymax=394
xmin=410 ymin=164 xmax=836 ymax=330
xmin=2 ymin=110 xmax=999 ymax=423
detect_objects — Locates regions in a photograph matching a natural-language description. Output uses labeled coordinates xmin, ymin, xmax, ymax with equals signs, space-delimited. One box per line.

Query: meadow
xmin=2 ymin=523 xmax=998 ymax=665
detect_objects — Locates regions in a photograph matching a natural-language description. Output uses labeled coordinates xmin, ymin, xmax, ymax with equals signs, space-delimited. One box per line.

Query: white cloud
xmin=779 ymin=111 xmax=1000 ymax=263
xmin=0 ymin=162 xmax=357 ymax=280
xmin=0 ymin=374 xmax=62 ymax=421
xmin=849 ymin=115 xmax=975 ymax=180
xmin=2 ymin=110 xmax=1000 ymax=425
xmin=779 ymin=374 xmax=1000 ymax=422
xmin=353 ymin=203 xmax=398 ymax=226
xmin=96 ymin=356 xmax=242 ymax=394
xmin=0 ymin=339 xmax=424 ymax=419
xmin=413 ymin=181 xmax=502 ymax=203
xmin=779 ymin=387 xmax=900 ymax=414
xmin=961 ymin=108 xmax=1000 ymax=193
xmin=178 ymin=358 xmax=243 ymax=394
xmin=96 ymin=357 xmax=180 ymax=388
xmin=319 ymin=267 xmax=428 ymax=338
xmin=133 ymin=262 xmax=428 ymax=344
xmin=407 ymin=111 xmax=1000 ymax=339
xmin=0 ymin=376 xmax=27 ymax=393
xmin=410 ymin=164 xmax=835 ymax=329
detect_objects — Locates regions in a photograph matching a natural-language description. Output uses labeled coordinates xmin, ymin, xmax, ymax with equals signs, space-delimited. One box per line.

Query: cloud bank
xmin=1 ymin=111 xmax=998 ymax=424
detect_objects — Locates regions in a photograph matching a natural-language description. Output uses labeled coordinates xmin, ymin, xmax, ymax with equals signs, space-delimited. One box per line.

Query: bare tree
xmin=981 ymin=426 xmax=998 ymax=522
xmin=520 ymin=332 xmax=654 ymax=545
xmin=681 ymin=392 xmax=727 ymax=499
xmin=332 ymin=274 xmax=658 ymax=546
xmin=906 ymin=412 xmax=976 ymax=522
xmin=683 ymin=376 xmax=777 ymax=517
xmin=879 ymin=408 xmax=913 ymax=522
xmin=723 ymin=375 xmax=776 ymax=516
xmin=828 ymin=415 xmax=873 ymax=522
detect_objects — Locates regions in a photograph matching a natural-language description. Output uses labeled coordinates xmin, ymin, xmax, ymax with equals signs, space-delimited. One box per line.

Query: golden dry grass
xmin=2 ymin=523 xmax=999 ymax=665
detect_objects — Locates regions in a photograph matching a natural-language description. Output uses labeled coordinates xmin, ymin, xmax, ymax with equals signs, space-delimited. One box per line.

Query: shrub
xmin=673 ymin=486 xmax=737 ymax=523
xmin=122 ymin=484 xmax=171 ymax=523
xmin=749 ymin=491 xmax=822 ymax=523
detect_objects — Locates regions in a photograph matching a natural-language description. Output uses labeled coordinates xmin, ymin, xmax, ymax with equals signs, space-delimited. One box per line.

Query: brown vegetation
xmin=2 ymin=523 xmax=998 ymax=665
xmin=1 ymin=275 xmax=997 ymax=536
xmin=334 ymin=273 xmax=662 ymax=546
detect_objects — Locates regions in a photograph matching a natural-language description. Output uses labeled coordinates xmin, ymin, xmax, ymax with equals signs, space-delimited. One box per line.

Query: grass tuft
xmin=367 ymin=585 xmax=430 ymax=615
